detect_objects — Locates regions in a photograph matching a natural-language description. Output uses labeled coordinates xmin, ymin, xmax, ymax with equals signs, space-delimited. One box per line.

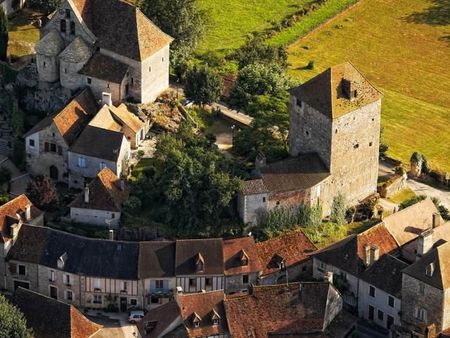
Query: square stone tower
xmin=289 ymin=62 xmax=383 ymax=212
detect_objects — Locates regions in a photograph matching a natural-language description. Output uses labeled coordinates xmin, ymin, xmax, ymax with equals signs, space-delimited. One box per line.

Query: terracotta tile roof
xmin=80 ymin=52 xmax=129 ymax=84
xmin=314 ymin=223 xmax=399 ymax=276
xmin=0 ymin=194 xmax=42 ymax=242
xmin=223 ymin=237 xmax=262 ymax=276
xmin=69 ymin=167 xmax=129 ymax=212
xmin=225 ymin=282 xmax=338 ymax=336
xmin=70 ymin=125 xmax=125 ymax=162
xmin=24 ymin=89 xmax=97 ymax=145
xmin=13 ymin=288 xmax=102 ymax=338
xmin=290 ymin=62 xmax=383 ymax=119
xmin=404 ymin=241 xmax=450 ymax=290
xmin=255 ymin=153 xmax=330 ymax=194
xmin=137 ymin=301 xmax=182 ymax=338
xmin=178 ymin=291 xmax=228 ymax=337
xmin=256 ymin=230 xmax=317 ymax=276
xmin=175 ymin=239 xmax=224 ymax=276
xmin=138 ymin=241 xmax=176 ymax=279
xmin=359 ymin=254 xmax=408 ymax=298
xmin=241 ymin=179 xmax=268 ymax=195
xmin=72 ymin=0 xmax=173 ymax=61
xmin=35 ymin=29 xmax=65 ymax=56
xmin=88 ymin=105 xmax=123 ymax=132
xmin=109 ymin=104 xmax=145 ymax=133
xmin=383 ymin=198 xmax=440 ymax=246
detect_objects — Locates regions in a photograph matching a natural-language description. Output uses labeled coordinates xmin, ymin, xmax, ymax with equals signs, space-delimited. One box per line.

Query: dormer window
xmin=426 ymin=263 xmax=435 ymax=277
xmin=192 ymin=313 xmax=201 ymax=328
xmin=57 ymin=252 xmax=68 ymax=270
xmin=195 ymin=253 xmax=205 ymax=273
xmin=211 ymin=309 xmax=221 ymax=326
xmin=240 ymin=250 xmax=249 ymax=266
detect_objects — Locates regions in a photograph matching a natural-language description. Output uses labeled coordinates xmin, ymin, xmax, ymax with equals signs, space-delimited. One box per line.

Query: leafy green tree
xmin=185 ymin=66 xmax=223 ymax=105
xmin=138 ymin=0 xmax=206 ymax=66
xmin=0 ymin=294 xmax=32 ymax=338
xmin=234 ymin=35 xmax=287 ymax=69
xmin=229 ymin=62 xmax=291 ymax=110
xmin=0 ymin=7 xmax=8 ymax=62
xmin=26 ymin=175 xmax=59 ymax=210
xmin=331 ymin=193 xmax=346 ymax=225
xmin=298 ymin=204 xmax=322 ymax=228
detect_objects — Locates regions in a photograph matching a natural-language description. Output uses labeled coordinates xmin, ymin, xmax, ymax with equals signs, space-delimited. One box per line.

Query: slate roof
xmin=58 ymin=36 xmax=92 ymax=63
xmin=178 ymin=291 xmax=228 ymax=337
xmin=138 ymin=241 xmax=176 ymax=279
xmin=175 ymin=239 xmax=224 ymax=276
xmin=70 ymin=125 xmax=125 ymax=162
xmin=71 ymin=0 xmax=173 ymax=61
xmin=136 ymin=301 xmax=182 ymax=338
xmin=0 ymin=194 xmax=42 ymax=243
xmin=290 ymin=62 xmax=383 ymax=119
xmin=314 ymin=223 xmax=399 ymax=276
xmin=256 ymin=229 xmax=317 ymax=276
xmin=7 ymin=224 xmax=139 ymax=279
xmin=225 ymin=282 xmax=339 ymax=337
xmin=403 ymin=241 xmax=450 ymax=290
xmin=13 ymin=288 xmax=102 ymax=338
xmin=223 ymin=237 xmax=262 ymax=276
xmin=383 ymin=198 xmax=440 ymax=246
xmin=359 ymin=254 xmax=408 ymax=298
xmin=80 ymin=52 xmax=129 ymax=84
xmin=35 ymin=29 xmax=65 ymax=56
xmin=24 ymin=89 xmax=97 ymax=146
xmin=244 ymin=153 xmax=330 ymax=195
xmin=69 ymin=167 xmax=130 ymax=212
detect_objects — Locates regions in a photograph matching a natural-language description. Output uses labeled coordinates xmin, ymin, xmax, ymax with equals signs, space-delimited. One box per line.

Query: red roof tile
xmin=223 ymin=237 xmax=262 ymax=276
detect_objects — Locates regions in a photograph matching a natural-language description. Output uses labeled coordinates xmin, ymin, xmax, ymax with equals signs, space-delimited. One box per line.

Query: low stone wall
xmin=378 ymin=174 xmax=407 ymax=198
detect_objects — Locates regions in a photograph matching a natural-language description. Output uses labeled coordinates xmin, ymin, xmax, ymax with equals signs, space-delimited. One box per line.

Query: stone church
xmin=35 ymin=0 xmax=173 ymax=105
xmin=238 ymin=62 xmax=383 ymax=224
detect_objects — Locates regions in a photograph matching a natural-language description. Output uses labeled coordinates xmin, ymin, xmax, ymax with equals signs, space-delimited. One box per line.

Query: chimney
xmin=84 ymin=186 xmax=89 ymax=204
xmin=109 ymin=229 xmax=114 ymax=241
xmin=417 ymin=228 xmax=434 ymax=260
xmin=370 ymin=246 xmax=380 ymax=265
xmin=25 ymin=205 xmax=31 ymax=222
xmin=324 ymin=271 xmax=333 ymax=284
xmin=11 ymin=223 xmax=22 ymax=243
xmin=364 ymin=245 xmax=371 ymax=267
xmin=432 ymin=213 xmax=441 ymax=228
xmin=254 ymin=153 xmax=266 ymax=177
xmin=102 ymin=92 xmax=112 ymax=107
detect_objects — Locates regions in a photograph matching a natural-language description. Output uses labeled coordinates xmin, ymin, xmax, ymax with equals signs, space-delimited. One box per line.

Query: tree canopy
xmin=28 ymin=0 xmax=61 ymax=14
xmin=26 ymin=175 xmax=59 ymax=210
xmin=0 ymin=7 xmax=8 ymax=62
xmin=0 ymin=294 xmax=32 ymax=338
xmin=185 ymin=66 xmax=223 ymax=105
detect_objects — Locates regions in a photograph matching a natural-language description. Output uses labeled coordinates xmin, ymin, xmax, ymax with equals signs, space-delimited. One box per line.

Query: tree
xmin=185 ymin=66 xmax=223 ymax=105
xmin=0 ymin=7 xmax=8 ymax=62
xmin=229 ymin=62 xmax=291 ymax=110
xmin=28 ymin=0 xmax=61 ymax=14
xmin=234 ymin=35 xmax=288 ymax=69
xmin=298 ymin=204 xmax=322 ymax=228
xmin=138 ymin=0 xmax=206 ymax=66
xmin=331 ymin=193 xmax=346 ymax=225
xmin=26 ymin=175 xmax=59 ymax=210
xmin=0 ymin=294 xmax=32 ymax=338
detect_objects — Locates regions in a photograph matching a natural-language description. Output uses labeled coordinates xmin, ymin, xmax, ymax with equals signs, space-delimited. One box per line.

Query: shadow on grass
xmin=405 ymin=0 xmax=450 ymax=26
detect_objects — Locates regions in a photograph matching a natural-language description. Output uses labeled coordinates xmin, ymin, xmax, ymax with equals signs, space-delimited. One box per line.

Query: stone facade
xmin=237 ymin=192 xmax=268 ymax=225
xmin=69 ymin=207 xmax=121 ymax=228
xmin=224 ymin=271 xmax=260 ymax=294
xmin=260 ymin=259 xmax=312 ymax=285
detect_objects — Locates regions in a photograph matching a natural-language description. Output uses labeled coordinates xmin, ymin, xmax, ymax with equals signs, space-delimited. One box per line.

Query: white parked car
xmin=128 ymin=310 xmax=145 ymax=324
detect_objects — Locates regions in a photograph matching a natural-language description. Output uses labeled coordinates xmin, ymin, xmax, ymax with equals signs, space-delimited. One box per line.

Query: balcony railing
xmin=147 ymin=289 xmax=173 ymax=298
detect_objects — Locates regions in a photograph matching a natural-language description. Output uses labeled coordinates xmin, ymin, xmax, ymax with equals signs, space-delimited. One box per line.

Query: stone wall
xmin=224 ymin=272 xmax=260 ymax=294
xmin=5 ymin=260 xmax=39 ymax=293
xmin=141 ymin=46 xmax=171 ymax=103
xmin=36 ymin=54 xmax=60 ymax=83
xmin=37 ymin=266 xmax=81 ymax=306
xmin=268 ymin=188 xmax=312 ymax=210
xmin=60 ymin=58 xmax=91 ymax=91
xmin=84 ymin=75 xmax=126 ymax=106
xmin=70 ymin=207 xmax=121 ymax=228
xmin=237 ymin=192 xmax=268 ymax=225
xmin=379 ymin=174 xmax=407 ymax=198
xmin=260 ymin=259 xmax=312 ymax=285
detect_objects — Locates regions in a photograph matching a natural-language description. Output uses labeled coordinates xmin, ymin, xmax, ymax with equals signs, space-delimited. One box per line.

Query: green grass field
xmin=287 ymin=0 xmax=450 ymax=172
xmin=7 ymin=9 xmax=41 ymax=59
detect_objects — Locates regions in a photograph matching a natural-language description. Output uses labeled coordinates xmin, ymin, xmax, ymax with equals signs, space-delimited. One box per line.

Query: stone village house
xmin=239 ymin=62 xmax=382 ymax=224
xmin=35 ymin=0 xmax=173 ymax=104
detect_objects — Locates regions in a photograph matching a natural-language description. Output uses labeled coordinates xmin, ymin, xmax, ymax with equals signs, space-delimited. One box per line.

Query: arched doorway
xmin=49 ymin=166 xmax=59 ymax=180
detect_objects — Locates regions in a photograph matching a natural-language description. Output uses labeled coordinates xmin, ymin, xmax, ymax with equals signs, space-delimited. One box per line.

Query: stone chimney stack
xmin=432 ymin=213 xmax=441 ymax=228
xmin=417 ymin=228 xmax=434 ymax=260
xmin=84 ymin=186 xmax=89 ymax=204
xmin=102 ymin=92 xmax=112 ymax=107
xmin=370 ymin=246 xmax=380 ymax=265
xmin=25 ymin=205 xmax=31 ymax=222
xmin=109 ymin=229 xmax=114 ymax=241
xmin=11 ymin=223 xmax=22 ymax=243
xmin=364 ymin=245 xmax=371 ymax=267
xmin=324 ymin=271 xmax=333 ymax=284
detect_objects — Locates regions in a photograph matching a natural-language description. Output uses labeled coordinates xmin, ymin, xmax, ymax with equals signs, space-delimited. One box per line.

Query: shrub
xmin=305 ymin=60 xmax=315 ymax=70
xmin=331 ymin=193 xmax=346 ymax=225
xmin=399 ymin=195 xmax=426 ymax=210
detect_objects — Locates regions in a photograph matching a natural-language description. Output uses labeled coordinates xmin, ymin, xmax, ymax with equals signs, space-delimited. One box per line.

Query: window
xmin=93 ymin=295 xmax=102 ymax=304
xmin=78 ymin=157 xmax=86 ymax=168
xmin=64 ymin=68 xmax=68 ymax=74
xmin=318 ymin=261 xmax=326 ymax=273
xmin=9 ymin=263 xmax=17 ymax=274
xmin=388 ymin=296 xmax=395 ymax=307
xmin=369 ymin=142 xmax=373 ymax=147
xmin=50 ymin=286 xmax=58 ymax=299
xmin=189 ymin=278 xmax=197 ymax=288
xmin=387 ymin=315 xmax=394 ymax=329
xmin=194 ymin=321 xmax=200 ymax=328
xmin=296 ymin=98 xmax=303 ymax=108
xmin=262 ymin=197 xmax=266 ymax=203
xmin=99 ymin=162 xmax=106 ymax=170
xmin=353 ymin=143 xmax=359 ymax=149
xmin=369 ymin=285 xmax=375 ymax=297
xmin=64 ymin=274 xmax=71 ymax=285
xmin=44 ymin=142 xmax=49 ymax=152
xmin=426 ymin=263 xmax=435 ymax=277
xmin=60 ymin=20 xmax=66 ymax=33
xmin=368 ymin=305 xmax=374 ymax=321
xmin=66 ymin=290 xmax=73 ymax=301
xmin=131 ymin=78 xmax=134 ymax=85
xmin=242 ymin=275 xmax=249 ymax=284
xmin=58 ymin=146 xmax=63 ymax=155
xmin=106 ymin=83 xmax=110 ymax=89
xmin=415 ymin=307 xmax=427 ymax=322
xmin=93 ymin=278 xmax=101 ymax=290
xmin=155 ymin=280 xmax=163 ymax=289
xmin=70 ymin=21 xmax=75 ymax=35
xmin=162 ymin=57 xmax=164 ymax=62
xmin=121 ymin=281 xmax=128 ymax=292
xmin=149 ymin=66 xmax=152 ymax=72
xmin=419 ymin=283 xmax=425 ymax=295
xmin=130 ymin=299 xmax=137 ymax=306
xmin=378 ymin=310 xmax=384 ymax=321
xmin=205 ymin=278 xmax=212 ymax=287
xmin=151 ymin=296 xmax=160 ymax=304
xmin=65 ymin=9 xmax=70 ymax=18
xmin=49 ymin=270 xmax=55 ymax=282
xmin=213 ymin=318 xmax=219 ymax=326
xmin=29 ymin=139 xmax=35 ymax=147
xmin=111 ymin=213 xmax=115 ymax=219
xmin=50 ymin=143 xmax=57 ymax=153
xmin=43 ymin=61 xmax=47 ymax=68
xmin=18 ymin=265 xmax=26 ymax=276
xmin=87 ymin=77 xmax=92 ymax=84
